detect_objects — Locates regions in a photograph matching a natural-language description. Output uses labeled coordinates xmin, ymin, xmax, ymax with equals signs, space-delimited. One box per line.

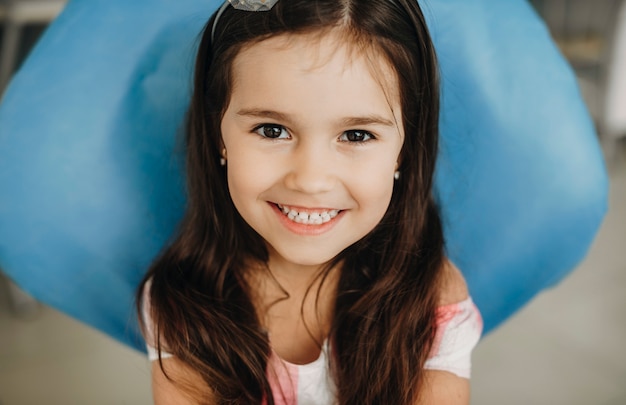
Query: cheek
xmin=224 ymin=149 xmax=280 ymax=213
xmin=226 ymin=158 xmax=259 ymax=205
xmin=223 ymin=135 xmax=255 ymax=194
xmin=354 ymin=168 xmax=396 ymax=216
xmin=374 ymin=177 xmax=396 ymax=216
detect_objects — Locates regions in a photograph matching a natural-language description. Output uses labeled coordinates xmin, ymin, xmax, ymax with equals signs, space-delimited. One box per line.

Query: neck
xmin=267 ymin=258 xmax=328 ymax=297
xmin=244 ymin=253 xmax=341 ymax=334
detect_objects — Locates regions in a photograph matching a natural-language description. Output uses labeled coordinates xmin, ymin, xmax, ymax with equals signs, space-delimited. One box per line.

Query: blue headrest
xmin=0 ymin=0 xmax=607 ymax=350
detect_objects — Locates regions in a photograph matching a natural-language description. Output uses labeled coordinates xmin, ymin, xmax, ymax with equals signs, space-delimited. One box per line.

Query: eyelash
xmin=338 ymin=130 xmax=375 ymax=143
xmin=253 ymin=124 xmax=289 ymax=140
xmin=252 ymin=124 xmax=376 ymax=143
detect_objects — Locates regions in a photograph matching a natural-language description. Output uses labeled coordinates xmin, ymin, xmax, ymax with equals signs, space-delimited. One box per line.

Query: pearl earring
xmin=394 ymin=171 xmax=400 ymax=180
xmin=220 ymin=148 xmax=227 ymax=166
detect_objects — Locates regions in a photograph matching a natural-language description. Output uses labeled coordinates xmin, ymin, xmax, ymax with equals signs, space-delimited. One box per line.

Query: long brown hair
xmin=137 ymin=0 xmax=443 ymax=403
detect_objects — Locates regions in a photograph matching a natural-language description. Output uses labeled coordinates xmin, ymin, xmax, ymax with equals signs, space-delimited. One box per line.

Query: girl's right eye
xmin=253 ymin=124 xmax=289 ymax=139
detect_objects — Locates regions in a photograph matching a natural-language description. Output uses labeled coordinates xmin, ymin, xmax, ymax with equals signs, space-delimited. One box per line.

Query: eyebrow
xmin=236 ymin=108 xmax=396 ymax=128
xmin=237 ymin=109 xmax=291 ymax=122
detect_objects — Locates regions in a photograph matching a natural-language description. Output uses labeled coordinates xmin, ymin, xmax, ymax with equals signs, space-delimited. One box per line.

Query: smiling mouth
xmin=275 ymin=204 xmax=341 ymax=225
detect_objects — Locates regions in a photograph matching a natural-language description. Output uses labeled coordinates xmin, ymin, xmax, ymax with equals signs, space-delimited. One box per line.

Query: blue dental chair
xmin=0 ymin=0 xmax=608 ymax=351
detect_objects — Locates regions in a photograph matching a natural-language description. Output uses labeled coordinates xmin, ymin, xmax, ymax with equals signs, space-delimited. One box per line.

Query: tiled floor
xmin=0 ymin=144 xmax=624 ymax=404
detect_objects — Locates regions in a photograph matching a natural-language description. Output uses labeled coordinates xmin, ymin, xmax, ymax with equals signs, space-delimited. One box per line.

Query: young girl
xmin=137 ymin=0 xmax=482 ymax=403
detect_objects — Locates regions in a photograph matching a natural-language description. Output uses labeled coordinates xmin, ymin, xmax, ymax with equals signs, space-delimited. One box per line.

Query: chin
xmin=273 ymin=248 xmax=339 ymax=269
xmin=290 ymin=255 xmax=335 ymax=268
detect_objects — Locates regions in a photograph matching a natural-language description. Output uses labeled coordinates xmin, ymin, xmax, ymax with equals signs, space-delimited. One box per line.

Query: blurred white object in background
xmin=531 ymin=0 xmax=626 ymax=148
xmin=604 ymin=1 xmax=626 ymax=140
xmin=0 ymin=0 xmax=67 ymax=91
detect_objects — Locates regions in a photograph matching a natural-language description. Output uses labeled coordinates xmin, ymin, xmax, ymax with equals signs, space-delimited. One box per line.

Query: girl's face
xmin=221 ymin=31 xmax=404 ymax=270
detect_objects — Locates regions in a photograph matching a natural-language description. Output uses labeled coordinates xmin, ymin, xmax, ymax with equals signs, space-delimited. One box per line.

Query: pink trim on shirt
xmin=424 ymin=297 xmax=483 ymax=378
xmin=265 ymin=353 xmax=299 ymax=405
xmin=429 ymin=301 xmax=462 ymax=358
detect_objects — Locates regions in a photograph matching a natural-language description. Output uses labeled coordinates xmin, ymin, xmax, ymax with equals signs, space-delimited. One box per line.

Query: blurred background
xmin=0 ymin=0 xmax=624 ymax=404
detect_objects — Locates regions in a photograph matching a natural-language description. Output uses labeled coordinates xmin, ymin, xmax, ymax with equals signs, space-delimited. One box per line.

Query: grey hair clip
xmin=229 ymin=0 xmax=278 ymax=11
xmin=212 ymin=0 xmax=278 ymax=41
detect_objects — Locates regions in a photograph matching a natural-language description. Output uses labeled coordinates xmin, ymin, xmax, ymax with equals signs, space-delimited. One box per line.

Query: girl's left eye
xmin=254 ymin=124 xmax=289 ymax=139
xmin=339 ymin=130 xmax=375 ymax=143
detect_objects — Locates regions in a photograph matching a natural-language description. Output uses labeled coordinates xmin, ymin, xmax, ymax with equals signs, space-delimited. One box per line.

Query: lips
xmin=276 ymin=204 xmax=341 ymax=225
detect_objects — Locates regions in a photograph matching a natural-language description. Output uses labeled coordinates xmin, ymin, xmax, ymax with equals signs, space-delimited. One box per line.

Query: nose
xmin=284 ymin=141 xmax=336 ymax=195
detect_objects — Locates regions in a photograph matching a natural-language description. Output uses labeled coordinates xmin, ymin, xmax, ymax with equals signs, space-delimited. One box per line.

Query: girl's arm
xmin=416 ymin=259 xmax=473 ymax=404
xmin=152 ymin=357 xmax=215 ymax=405
xmin=141 ymin=283 xmax=211 ymax=404
xmin=419 ymin=371 xmax=470 ymax=404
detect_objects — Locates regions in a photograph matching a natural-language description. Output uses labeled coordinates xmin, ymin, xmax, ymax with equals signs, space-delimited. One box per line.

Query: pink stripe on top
xmin=265 ymin=353 xmax=299 ymax=405
xmin=265 ymin=340 xmax=336 ymax=405
xmin=424 ymin=297 xmax=483 ymax=378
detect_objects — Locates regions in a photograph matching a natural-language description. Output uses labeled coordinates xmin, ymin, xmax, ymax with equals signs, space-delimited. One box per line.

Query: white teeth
xmin=276 ymin=204 xmax=341 ymax=225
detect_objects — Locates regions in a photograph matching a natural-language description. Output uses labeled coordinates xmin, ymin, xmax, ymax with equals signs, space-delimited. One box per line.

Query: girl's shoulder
xmin=438 ymin=258 xmax=469 ymax=306
xmin=425 ymin=259 xmax=482 ymax=379
xmin=139 ymin=278 xmax=174 ymax=361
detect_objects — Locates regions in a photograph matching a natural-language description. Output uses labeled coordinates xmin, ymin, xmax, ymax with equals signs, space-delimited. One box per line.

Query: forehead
xmin=229 ymin=30 xmax=401 ymax=112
